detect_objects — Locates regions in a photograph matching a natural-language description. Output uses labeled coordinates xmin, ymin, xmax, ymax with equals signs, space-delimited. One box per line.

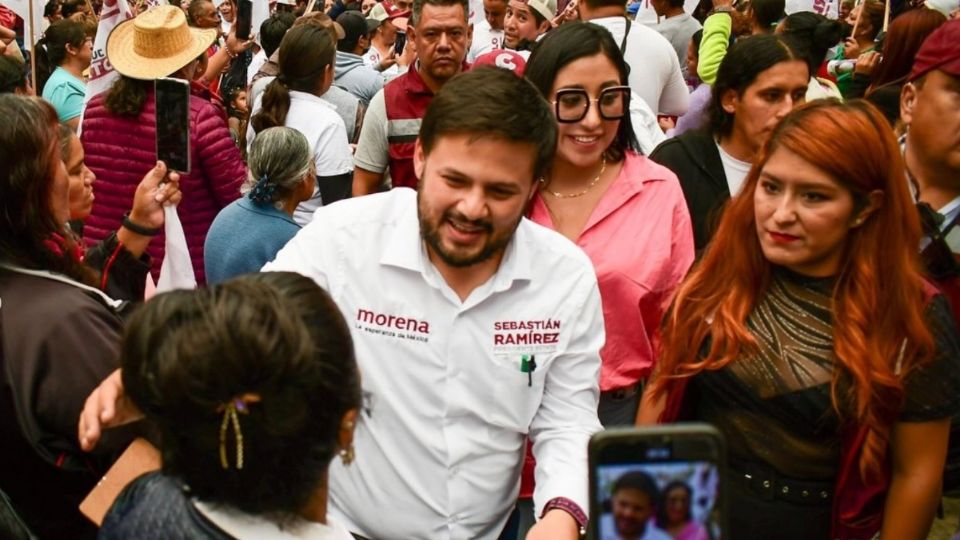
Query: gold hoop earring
xmin=339 ymin=445 xmax=355 ymax=466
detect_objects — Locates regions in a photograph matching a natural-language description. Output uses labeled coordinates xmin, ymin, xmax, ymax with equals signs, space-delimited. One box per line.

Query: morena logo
xmin=356 ymin=309 xmax=431 ymax=335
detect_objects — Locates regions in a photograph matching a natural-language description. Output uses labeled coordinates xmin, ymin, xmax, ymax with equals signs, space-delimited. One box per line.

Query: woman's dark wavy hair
xmin=35 ymin=18 xmax=86 ymax=95
xmin=104 ymin=75 xmax=149 ymax=116
xmin=121 ymin=272 xmax=361 ymax=520
xmin=780 ymin=11 xmax=844 ymax=75
xmin=655 ymin=480 xmax=693 ymax=527
xmin=250 ymin=25 xmax=336 ymax=133
xmin=525 ymin=22 xmax=640 ymax=161
xmin=0 ymin=95 xmax=92 ymax=282
xmin=709 ymin=34 xmax=805 ymax=138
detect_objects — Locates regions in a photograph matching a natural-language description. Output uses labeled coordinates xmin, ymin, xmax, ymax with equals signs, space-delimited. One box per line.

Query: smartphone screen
xmin=394 ymin=31 xmax=407 ymax=56
xmin=154 ymin=77 xmax=191 ymax=174
xmin=236 ymin=0 xmax=252 ymax=40
xmin=590 ymin=426 xmax=725 ymax=540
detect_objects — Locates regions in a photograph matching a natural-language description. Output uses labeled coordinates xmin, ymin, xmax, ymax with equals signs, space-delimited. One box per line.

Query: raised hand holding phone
xmin=154 ymin=78 xmax=192 ymax=174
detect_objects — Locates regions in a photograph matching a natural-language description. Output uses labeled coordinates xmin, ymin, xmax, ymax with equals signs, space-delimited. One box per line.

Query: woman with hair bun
xmin=99 ymin=271 xmax=361 ymax=539
xmin=204 ymin=126 xmax=316 ymax=284
xmin=248 ymin=23 xmax=353 ymax=225
xmin=641 ymin=100 xmax=960 ymax=539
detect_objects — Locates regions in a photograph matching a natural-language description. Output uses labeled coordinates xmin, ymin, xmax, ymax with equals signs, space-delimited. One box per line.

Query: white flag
xmin=83 ymin=0 xmax=133 ymax=105
xmin=156 ymin=205 xmax=197 ymax=292
xmin=251 ymin=0 xmax=268 ymax=41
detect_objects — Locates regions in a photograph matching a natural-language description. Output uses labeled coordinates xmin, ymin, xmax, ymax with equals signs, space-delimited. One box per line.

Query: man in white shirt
xmin=467 ymin=0 xmax=507 ymax=61
xmin=77 ymin=67 xmax=602 ymax=540
xmin=267 ymin=67 xmax=603 ymax=540
xmin=579 ymin=0 xmax=689 ymax=116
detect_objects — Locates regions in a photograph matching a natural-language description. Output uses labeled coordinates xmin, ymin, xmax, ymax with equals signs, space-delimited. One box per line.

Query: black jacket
xmin=650 ymin=129 xmax=730 ymax=252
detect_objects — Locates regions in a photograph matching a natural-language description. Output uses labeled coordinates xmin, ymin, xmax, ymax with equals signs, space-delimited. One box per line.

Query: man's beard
xmin=417 ymin=190 xmax=520 ymax=268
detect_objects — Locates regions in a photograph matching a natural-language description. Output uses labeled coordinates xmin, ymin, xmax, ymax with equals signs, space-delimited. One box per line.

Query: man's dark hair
xmin=260 ymin=12 xmax=296 ymax=57
xmin=780 ymin=11 xmax=843 ymax=75
xmin=44 ymin=0 xmax=60 ymax=17
xmin=59 ymin=0 xmax=84 ymax=18
xmin=410 ymin=0 xmax=468 ymax=27
xmin=750 ymin=0 xmax=784 ymax=29
xmin=0 ymin=56 xmax=28 ymax=94
xmin=667 ymin=0 xmax=685 ymax=9
xmin=709 ymin=34 xmax=805 ymax=138
xmin=525 ymin=22 xmax=639 ymax=162
xmin=122 ymin=272 xmax=361 ymax=519
xmin=419 ymin=67 xmax=557 ymax=181
xmin=613 ymin=470 xmax=660 ymax=500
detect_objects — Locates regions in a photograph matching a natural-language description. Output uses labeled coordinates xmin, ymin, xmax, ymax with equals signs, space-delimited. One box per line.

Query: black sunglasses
xmin=551 ymin=86 xmax=631 ymax=123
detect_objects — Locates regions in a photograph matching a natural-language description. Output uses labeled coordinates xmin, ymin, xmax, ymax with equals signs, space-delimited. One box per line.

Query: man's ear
xmin=537 ymin=18 xmax=551 ymax=34
xmin=900 ymin=81 xmax=917 ymax=127
xmin=413 ymin=138 xmax=425 ymax=180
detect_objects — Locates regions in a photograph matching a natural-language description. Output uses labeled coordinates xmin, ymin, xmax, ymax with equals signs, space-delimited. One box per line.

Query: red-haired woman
xmin=639 ymin=100 xmax=960 ymax=539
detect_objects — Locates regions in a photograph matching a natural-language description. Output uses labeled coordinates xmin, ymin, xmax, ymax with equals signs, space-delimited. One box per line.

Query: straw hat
xmin=107 ymin=5 xmax=219 ymax=80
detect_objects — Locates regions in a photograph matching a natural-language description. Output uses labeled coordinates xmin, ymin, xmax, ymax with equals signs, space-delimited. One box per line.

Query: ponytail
xmin=250 ymin=77 xmax=292 ymax=133
xmin=34 ymin=19 xmax=87 ymax=95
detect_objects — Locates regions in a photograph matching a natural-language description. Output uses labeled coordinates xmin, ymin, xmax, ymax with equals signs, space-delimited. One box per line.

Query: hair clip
xmin=217 ymin=393 xmax=262 ymax=470
xmin=249 ymin=173 xmax=277 ymax=204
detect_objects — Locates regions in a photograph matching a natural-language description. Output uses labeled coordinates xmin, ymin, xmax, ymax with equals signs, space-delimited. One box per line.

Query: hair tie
xmin=217 ymin=393 xmax=261 ymax=470
xmin=249 ymin=173 xmax=277 ymax=203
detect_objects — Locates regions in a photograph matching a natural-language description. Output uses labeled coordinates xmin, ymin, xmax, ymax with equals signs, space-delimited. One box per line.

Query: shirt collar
xmin=288 ymin=89 xmax=338 ymax=111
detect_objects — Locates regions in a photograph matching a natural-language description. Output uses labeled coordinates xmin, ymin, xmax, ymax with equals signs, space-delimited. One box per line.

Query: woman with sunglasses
xmin=526 ymin=22 xmax=695 ymax=427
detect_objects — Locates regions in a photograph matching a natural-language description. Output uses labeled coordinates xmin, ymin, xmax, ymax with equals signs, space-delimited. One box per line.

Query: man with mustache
xmin=352 ymin=0 xmax=473 ymax=195
xmin=79 ymin=68 xmax=603 ymax=540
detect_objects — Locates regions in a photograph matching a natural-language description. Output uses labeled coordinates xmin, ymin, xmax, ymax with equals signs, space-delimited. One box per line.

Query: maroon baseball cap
xmin=471 ymin=50 xmax=527 ymax=76
xmin=909 ymin=19 xmax=960 ymax=82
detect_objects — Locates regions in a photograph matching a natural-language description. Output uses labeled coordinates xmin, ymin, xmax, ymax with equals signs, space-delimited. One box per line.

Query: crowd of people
xmin=1 ymin=0 xmax=960 ymax=536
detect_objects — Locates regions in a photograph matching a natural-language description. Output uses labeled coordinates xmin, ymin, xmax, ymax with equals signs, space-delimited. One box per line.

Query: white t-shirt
xmin=467 ymin=20 xmax=505 ymax=62
xmin=194 ymin=500 xmax=354 ymax=539
xmin=247 ymin=49 xmax=268 ymax=85
xmin=263 ymin=188 xmax=604 ymax=540
xmin=631 ymin=0 xmax=702 ymax=24
xmin=716 ymin=141 xmax=753 ymax=196
xmin=589 ymin=16 xmax=689 ymax=116
xmin=363 ymin=46 xmax=401 ymax=79
xmin=248 ymin=90 xmax=354 ymax=225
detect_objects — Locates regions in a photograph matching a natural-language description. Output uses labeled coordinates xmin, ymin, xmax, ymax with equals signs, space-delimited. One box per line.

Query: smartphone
xmin=589 ymin=425 xmax=726 ymax=540
xmin=394 ymin=31 xmax=407 ymax=56
xmin=236 ymin=0 xmax=252 ymax=40
xmin=154 ymin=77 xmax=191 ymax=175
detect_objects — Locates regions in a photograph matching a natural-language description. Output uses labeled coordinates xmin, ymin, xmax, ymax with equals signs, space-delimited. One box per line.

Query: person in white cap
xmin=364 ymin=1 xmax=415 ymax=76
xmin=503 ymin=0 xmax=554 ymax=57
